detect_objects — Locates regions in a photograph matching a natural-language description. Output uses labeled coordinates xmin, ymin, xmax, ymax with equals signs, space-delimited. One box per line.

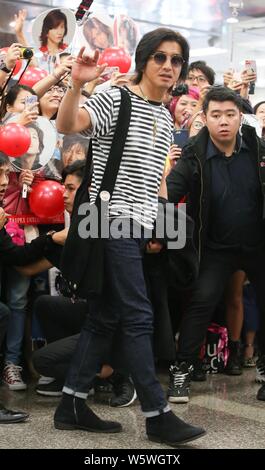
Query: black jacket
xmin=0 ymin=228 xmax=60 ymax=268
xmin=167 ymin=124 xmax=265 ymax=261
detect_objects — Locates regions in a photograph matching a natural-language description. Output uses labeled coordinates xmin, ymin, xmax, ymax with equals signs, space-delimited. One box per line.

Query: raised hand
xmin=14 ymin=9 xmax=27 ymax=35
xmin=17 ymin=102 xmax=39 ymax=126
xmin=53 ymin=56 xmax=74 ymax=80
xmin=5 ymin=43 xmax=21 ymax=70
xmin=223 ymin=70 xmax=234 ymax=87
xmin=18 ymin=170 xmax=34 ymax=188
xmin=241 ymin=68 xmax=257 ymax=86
xmin=110 ymin=71 xmax=130 ymax=87
xmin=168 ymin=144 xmax=182 ymax=168
xmin=71 ymin=48 xmax=107 ymax=87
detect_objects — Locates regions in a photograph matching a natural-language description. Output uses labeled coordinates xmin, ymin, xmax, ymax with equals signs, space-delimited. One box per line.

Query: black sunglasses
xmin=150 ymin=52 xmax=185 ymax=68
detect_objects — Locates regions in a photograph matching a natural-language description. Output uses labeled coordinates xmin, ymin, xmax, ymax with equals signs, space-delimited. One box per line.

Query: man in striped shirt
xmin=54 ymin=27 xmax=206 ymax=447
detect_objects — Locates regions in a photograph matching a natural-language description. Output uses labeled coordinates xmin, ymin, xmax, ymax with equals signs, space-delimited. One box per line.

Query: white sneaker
xmin=256 ymin=356 xmax=265 ymax=383
xmin=37 ymin=376 xmax=55 ymax=385
xmin=3 ymin=362 xmax=27 ymax=391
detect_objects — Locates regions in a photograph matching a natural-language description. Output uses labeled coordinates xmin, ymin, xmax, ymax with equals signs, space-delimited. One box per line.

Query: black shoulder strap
xmin=95 ymin=87 xmax=131 ymax=204
xmin=71 ymin=87 xmax=131 ymax=216
xmin=81 ymin=87 xmax=131 ymax=197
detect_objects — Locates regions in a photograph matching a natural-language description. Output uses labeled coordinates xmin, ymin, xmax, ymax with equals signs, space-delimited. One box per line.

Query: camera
xmin=20 ymin=47 xmax=34 ymax=60
xmin=172 ymin=83 xmax=189 ymax=97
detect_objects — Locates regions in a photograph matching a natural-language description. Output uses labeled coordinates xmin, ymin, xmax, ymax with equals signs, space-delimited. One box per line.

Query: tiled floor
xmin=0 ymin=368 xmax=264 ymax=449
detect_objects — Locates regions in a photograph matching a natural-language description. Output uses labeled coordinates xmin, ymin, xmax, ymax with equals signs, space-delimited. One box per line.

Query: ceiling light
xmin=9 ymin=21 xmax=15 ymax=27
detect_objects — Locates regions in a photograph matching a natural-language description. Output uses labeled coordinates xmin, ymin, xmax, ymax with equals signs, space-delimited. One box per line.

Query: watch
xmin=0 ymin=63 xmax=11 ymax=73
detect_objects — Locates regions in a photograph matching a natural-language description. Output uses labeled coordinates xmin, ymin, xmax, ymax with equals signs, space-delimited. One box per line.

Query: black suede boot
xmin=54 ymin=393 xmax=122 ymax=433
xmin=146 ymin=410 xmax=206 ymax=446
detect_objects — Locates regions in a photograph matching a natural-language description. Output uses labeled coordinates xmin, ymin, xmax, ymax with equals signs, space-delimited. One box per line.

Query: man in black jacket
xmin=167 ymin=86 xmax=265 ymax=403
xmin=0 ymin=154 xmax=66 ymax=423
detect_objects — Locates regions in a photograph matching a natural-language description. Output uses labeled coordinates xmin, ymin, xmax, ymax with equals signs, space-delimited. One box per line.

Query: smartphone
xmin=25 ymin=95 xmax=38 ymax=108
xmin=245 ymin=59 xmax=257 ymax=95
xmin=100 ymin=66 xmax=119 ymax=81
xmin=172 ymin=129 xmax=189 ymax=148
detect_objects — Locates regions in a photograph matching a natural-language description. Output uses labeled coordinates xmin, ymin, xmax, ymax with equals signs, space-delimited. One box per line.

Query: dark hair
xmin=62 ymin=135 xmax=89 ymax=154
xmin=40 ymin=9 xmax=67 ymax=47
xmin=0 ymin=153 xmax=9 ymax=167
xmin=26 ymin=122 xmax=45 ymax=156
xmin=253 ymin=101 xmax=265 ymax=115
xmin=62 ymin=159 xmax=86 ymax=183
xmin=0 ymin=84 xmax=36 ymax=120
xmin=188 ymin=60 xmax=215 ymax=85
xmin=134 ymin=28 xmax=189 ymax=84
xmin=172 ymin=83 xmax=189 ymax=96
xmin=202 ymin=86 xmax=243 ymax=114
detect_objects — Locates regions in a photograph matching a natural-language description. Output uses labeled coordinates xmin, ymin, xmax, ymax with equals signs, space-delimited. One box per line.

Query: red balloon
xmin=0 ymin=123 xmax=31 ymax=157
xmin=19 ymin=67 xmax=48 ymax=88
xmin=98 ymin=47 xmax=131 ymax=73
xmin=29 ymin=181 xmax=64 ymax=219
xmin=0 ymin=47 xmax=22 ymax=76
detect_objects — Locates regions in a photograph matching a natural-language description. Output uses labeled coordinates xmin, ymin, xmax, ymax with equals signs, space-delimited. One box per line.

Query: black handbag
xmin=60 ymin=87 xmax=131 ymax=299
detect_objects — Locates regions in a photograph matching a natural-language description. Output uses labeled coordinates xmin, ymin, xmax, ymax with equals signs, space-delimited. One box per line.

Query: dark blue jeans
xmin=0 ymin=301 xmax=10 ymax=349
xmin=63 ymin=235 xmax=168 ymax=414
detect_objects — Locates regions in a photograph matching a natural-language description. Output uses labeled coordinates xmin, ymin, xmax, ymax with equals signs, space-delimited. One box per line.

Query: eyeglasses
xmin=150 ymin=52 xmax=185 ymax=68
xmin=187 ymin=75 xmax=207 ymax=84
xmin=46 ymin=86 xmax=67 ymax=96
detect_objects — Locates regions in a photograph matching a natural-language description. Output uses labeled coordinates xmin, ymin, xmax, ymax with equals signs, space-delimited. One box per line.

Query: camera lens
xmin=172 ymin=83 xmax=189 ymax=97
xmin=21 ymin=48 xmax=34 ymax=59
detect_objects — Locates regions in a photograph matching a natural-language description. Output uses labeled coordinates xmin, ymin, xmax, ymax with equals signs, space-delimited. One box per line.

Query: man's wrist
xmin=67 ymin=77 xmax=81 ymax=91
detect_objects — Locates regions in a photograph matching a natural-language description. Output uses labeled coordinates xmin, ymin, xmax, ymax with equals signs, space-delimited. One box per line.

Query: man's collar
xmin=206 ymin=133 xmax=248 ymax=160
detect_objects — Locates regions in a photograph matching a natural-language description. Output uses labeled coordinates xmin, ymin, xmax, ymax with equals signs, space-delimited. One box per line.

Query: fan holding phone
xmin=166 ymin=86 xmax=200 ymax=172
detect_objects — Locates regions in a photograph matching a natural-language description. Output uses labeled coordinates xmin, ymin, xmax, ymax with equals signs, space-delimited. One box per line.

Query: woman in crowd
xmin=166 ymin=86 xmax=200 ymax=170
xmin=169 ymin=85 xmax=200 ymax=130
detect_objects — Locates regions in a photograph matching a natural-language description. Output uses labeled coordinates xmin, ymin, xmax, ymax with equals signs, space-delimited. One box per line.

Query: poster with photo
xmin=113 ymin=14 xmax=140 ymax=57
xmin=32 ymin=8 xmax=76 ymax=57
xmin=9 ymin=116 xmax=57 ymax=172
xmin=73 ymin=8 xmax=113 ymax=54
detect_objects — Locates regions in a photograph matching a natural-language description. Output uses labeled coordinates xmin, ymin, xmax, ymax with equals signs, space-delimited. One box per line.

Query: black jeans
xmin=35 ymin=295 xmax=88 ymax=343
xmin=33 ymin=334 xmax=79 ymax=381
xmin=0 ymin=301 xmax=10 ymax=350
xmin=177 ymin=245 xmax=265 ymax=363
